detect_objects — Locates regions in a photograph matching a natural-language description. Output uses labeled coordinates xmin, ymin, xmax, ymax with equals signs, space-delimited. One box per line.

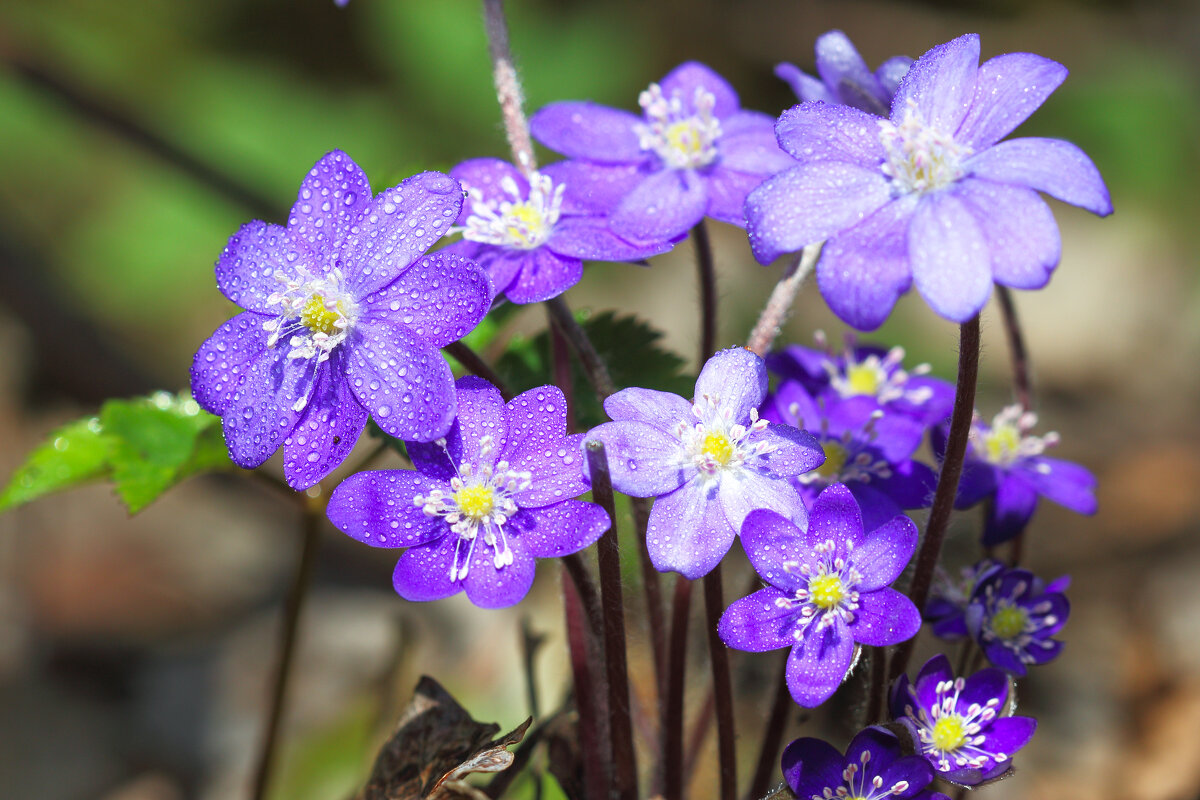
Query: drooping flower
xmin=781 ymin=726 xmax=948 ymax=800
xmin=719 ymin=483 xmax=921 ymax=707
xmin=767 ymin=333 xmax=954 ymax=427
xmin=442 ymin=158 xmax=676 ymax=304
xmin=326 ymin=378 xmax=609 ymax=608
xmin=586 ymin=347 xmax=823 ymax=578
xmin=191 ymin=151 xmax=491 ymax=489
xmin=530 ymin=62 xmax=795 ymax=241
xmin=747 ymin=34 xmax=1112 ymax=330
xmin=936 ymin=405 xmax=1097 ymax=546
xmin=775 ymin=30 xmax=912 ymax=116
xmin=891 ymin=655 xmax=1036 ymax=786
xmin=966 ymin=567 xmax=1070 ymax=676
xmin=924 ymin=558 xmax=1005 ymax=640
xmin=763 ymin=382 xmax=937 ymax=531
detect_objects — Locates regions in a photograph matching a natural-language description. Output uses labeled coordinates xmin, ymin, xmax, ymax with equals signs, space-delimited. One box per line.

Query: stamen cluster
xmin=773 ymin=540 xmax=864 ymax=635
xmin=677 ymin=400 xmax=775 ymax=477
xmin=970 ymin=405 xmax=1059 ymax=468
xmin=263 ymin=266 xmax=358 ymax=372
xmin=459 ymin=172 xmax=564 ymax=250
xmin=635 ymin=83 xmax=722 ymax=170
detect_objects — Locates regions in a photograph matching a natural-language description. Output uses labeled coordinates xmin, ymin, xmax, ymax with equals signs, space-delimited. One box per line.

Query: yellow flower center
xmin=454 ymin=484 xmax=496 ymax=520
xmin=300 ymin=294 xmax=342 ymax=336
xmin=931 ymin=715 xmax=968 ymax=753
xmin=813 ymin=440 xmax=848 ymax=480
xmin=983 ymin=423 xmax=1021 ymax=464
xmin=503 ymin=202 xmax=547 ymax=248
xmin=808 ymin=573 xmax=847 ymax=610
xmin=989 ymin=605 xmax=1029 ymax=640
xmin=701 ymin=432 xmax=735 ymax=466
xmin=665 ymin=121 xmax=705 ymax=158
xmin=844 ymin=363 xmax=881 ymax=396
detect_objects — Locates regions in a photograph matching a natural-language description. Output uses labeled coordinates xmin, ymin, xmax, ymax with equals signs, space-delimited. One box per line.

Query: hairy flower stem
xmin=746 ymin=243 xmax=821 ymax=356
xmin=887 ymin=316 xmax=981 ymax=686
xmin=444 ymin=341 xmax=513 ymax=401
xmin=547 ymin=297 xmax=617 ymax=399
xmin=694 ymin=219 xmax=718 ymax=367
xmin=549 ymin=315 xmax=577 ymax=430
xmin=250 ymin=498 xmax=323 ymax=800
xmin=996 ymin=286 xmax=1033 ymax=567
xmin=745 ymin=654 xmax=792 ymax=800
xmin=562 ymin=568 xmax=610 ymax=800
xmin=705 ymin=563 xmax=738 ymax=800
xmin=481 ymin=0 xmax=536 ymax=178
xmin=632 ymin=496 xmax=668 ymax=702
xmin=662 ymin=576 xmax=693 ymax=800
xmin=587 ymin=440 xmax=639 ymax=800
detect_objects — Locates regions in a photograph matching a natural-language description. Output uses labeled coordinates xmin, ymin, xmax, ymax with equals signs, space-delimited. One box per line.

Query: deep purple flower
xmin=966 ymin=567 xmax=1070 ymax=676
xmin=443 ymin=158 xmax=676 ymax=304
xmin=191 ymin=151 xmax=491 ymax=489
xmin=587 ymin=348 xmax=823 ymax=578
xmin=530 ymin=62 xmax=795 ymax=241
xmin=747 ymin=34 xmax=1112 ymax=329
xmin=938 ymin=405 xmax=1098 ymax=546
xmin=767 ymin=334 xmax=954 ymax=427
xmin=719 ymin=483 xmax=920 ymax=707
xmin=782 ymin=726 xmax=947 ymax=800
xmin=326 ymin=378 xmax=609 ymax=608
xmin=764 ymin=382 xmax=937 ymax=531
xmin=891 ymin=655 xmax=1036 ymax=785
xmin=775 ymin=30 xmax=912 ymax=116
xmin=924 ymin=559 xmax=1005 ymax=640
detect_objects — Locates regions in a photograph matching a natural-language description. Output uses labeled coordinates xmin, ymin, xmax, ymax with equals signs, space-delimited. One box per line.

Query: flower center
xmin=808 ymin=573 xmax=847 ymax=609
xmin=775 ymin=541 xmax=865 ymax=636
xmin=459 ymin=171 xmax=563 ymax=250
xmin=701 ymin=432 xmax=734 ymax=466
xmin=878 ymin=99 xmax=973 ymax=195
xmin=931 ymin=715 xmax=968 ymax=753
xmin=971 ymin=405 xmax=1059 ymax=467
xmin=844 ymin=363 xmax=881 ymax=396
xmin=300 ymin=294 xmax=344 ymax=336
xmin=989 ymin=604 xmax=1030 ymax=641
xmin=819 ymin=336 xmax=936 ymax=408
xmin=454 ymin=484 xmax=496 ymax=520
xmin=678 ymin=401 xmax=776 ymax=477
xmin=635 ymin=83 xmax=722 ymax=170
xmin=813 ymin=440 xmax=849 ymax=480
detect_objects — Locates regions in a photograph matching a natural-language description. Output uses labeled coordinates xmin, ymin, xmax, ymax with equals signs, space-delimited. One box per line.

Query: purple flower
xmin=966 ymin=567 xmax=1070 ymax=676
xmin=924 ymin=559 xmax=1005 ymax=640
xmin=763 ymin=384 xmax=937 ymax=531
xmin=747 ymin=33 xmax=1112 ymax=329
xmin=781 ymin=726 xmax=947 ymax=800
xmin=530 ymin=62 xmax=794 ymax=241
xmin=587 ymin=347 xmax=823 ymax=578
xmin=768 ymin=334 xmax=954 ymax=427
xmin=719 ymin=483 xmax=920 ymax=707
xmin=191 ymin=151 xmax=491 ymax=489
xmin=326 ymin=378 xmax=609 ymax=608
xmin=938 ymin=405 xmax=1098 ymax=546
xmin=775 ymin=30 xmax=913 ymax=116
xmin=891 ymin=655 xmax=1036 ymax=786
xmin=442 ymin=158 xmax=676 ymax=304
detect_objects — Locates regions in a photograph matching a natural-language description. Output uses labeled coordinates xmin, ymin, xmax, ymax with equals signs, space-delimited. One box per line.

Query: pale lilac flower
xmin=776 ymin=30 xmax=912 ymax=116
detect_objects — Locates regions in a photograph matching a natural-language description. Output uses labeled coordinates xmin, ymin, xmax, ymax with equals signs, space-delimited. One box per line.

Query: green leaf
xmin=0 ymin=417 xmax=113 ymax=511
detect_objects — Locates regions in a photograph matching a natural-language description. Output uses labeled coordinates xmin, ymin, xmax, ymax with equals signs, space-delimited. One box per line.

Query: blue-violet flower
xmin=782 ymin=726 xmax=948 ymax=800
xmin=775 ymin=29 xmax=912 ymax=116
xmin=966 ymin=567 xmax=1070 ymax=676
xmin=924 ymin=558 xmax=1005 ymax=640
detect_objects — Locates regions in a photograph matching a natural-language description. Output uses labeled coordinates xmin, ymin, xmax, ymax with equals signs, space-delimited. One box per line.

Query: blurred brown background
xmin=1 ymin=1 xmax=1199 ymax=798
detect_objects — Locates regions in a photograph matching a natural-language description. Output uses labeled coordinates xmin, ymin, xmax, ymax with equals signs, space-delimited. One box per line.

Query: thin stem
xmin=562 ymin=568 xmax=609 ymax=800
xmin=693 ymin=219 xmax=718 ymax=366
xmin=704 ymin=564 xmax=737 ymax=800
xmin=587 ymin=440 xmax=638 ymax=800
xmin=888 ymin=317 xmax=981 ymax=685
xmin=662 ymin=575 xmax=693 ymax=800
xmin=481 ymin=0 xmax=537 ymax=177
xmin=561 ymin=552 xmax=603 ymax=643
xmin=549 ymin=313 xmax=576 ymax=430
xmin=995 ymin=286 xmax=1032 ymax=413
xmin=521 ymin=618 xmax=545 ymax=720
xmin=745 ymin=655 xmax=792 ymax=800
xmin=546 ymin=297 xmax=616 ymax=399
xmin=632 ymin=496 xmax=667 ymax=703
xmin=865 ymin=646 xmax=887 ymax=725
xmin=746 ymin=243 xmax=820 ymax=357
xmin=250 ymin=500 xmax=322 ymax=800
xmin=444 ymin=341 xmax=512 ymax=400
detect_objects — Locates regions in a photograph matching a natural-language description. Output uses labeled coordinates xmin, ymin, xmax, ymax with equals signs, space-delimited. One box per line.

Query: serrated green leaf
xmin=0 ymin=417 xmax=113 ymax=511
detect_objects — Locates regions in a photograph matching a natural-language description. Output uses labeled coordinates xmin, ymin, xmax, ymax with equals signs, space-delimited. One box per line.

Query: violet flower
xmin=966 ymin=567 xmax=1070 ymax=676
xmin=937 ymin=405 xmax=1098 ymax=546
xmin=924 ymin=559 xmax=1005 ymax=640
xmin=775 ymin=29 xmax=913 ymax=116
xmin=530 ymin=62 xmax=795 ymax=241
xmin=764 ymin=382 xmax=937 ymax=531
xmin=586 ymin=347 xmax=823 ymax=579
xmin=891 ymin=654 xmax=1036 ymax=786
xmin=719 ymin=483 xmax=921 ymax=707
xmin=191 ymin=151 xmax=490 ymax=489
xmin=782 ymin=726 xmax=947 ymax=800
xmin=747 ymin=33 xmax=1112 ymax=329
xmin=442 ymin=158 xmax=677 ymax=304
xmin=326 ymin=378 xmax=609 ymax=609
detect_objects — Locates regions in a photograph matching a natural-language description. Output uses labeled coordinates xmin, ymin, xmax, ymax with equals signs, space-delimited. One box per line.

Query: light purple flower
xmin=924 ymin=558 xmax=1005 ymax=640
xmin=966 ymin=567 xmax=1070 ymax=677
xmin=442 ymin=158 xmax=676 ymax=304
xmin=891 ymin=655 xmax=1036 ymax=786
xmin=587 ymin=347 xmax=823 ymax=579
xmin=530 ymin=62 xmax=795 ymax=241
xmin=776 ymin=30 xmax=912 ymax=116
xmin=191 ymin=150 xmax=491 ymax=489
xmin=747 ymin=33 xmax=1112 ymax=329
xmin=782 ymin=727 xmax=947 ymax=800
xmin=719 ymin=483 xmax=921 ymax=708
xmin=326 ymin=378 xmax=609 ymax=609
xmin=937 ymin=405 xmax=1098 ymax=546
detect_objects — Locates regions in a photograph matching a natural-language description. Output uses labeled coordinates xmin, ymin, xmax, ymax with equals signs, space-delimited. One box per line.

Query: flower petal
xmin=548 ymin=216 xmax=675 ymax=261
xmin=747 ymin=162 xmax=892 ymax=265
xmin=392 ymin=535 xmax=460 ymax=602
xmin=406 ymin=375 xmax=506 ymax=472
xmin=288 ymin=150 xmax=374 ymax=258
xmin=216 ymin=221 xmax=312 ymax=314
xmin=977 ymin=716 xmax=1036 ymax=762
xmin=718 ymin=587 xmax=799 ymax=652
xmin=909 ymin=191 xmax=993 ymax=323
xmin=703 ymin=167 xmax=767 ymax=227
xmin=758 ymin=424 xmax=825 ymax=479
xmin=853 ymin=513 xmax=918 ymax=590
xmin=463 ymin=535 xmax=537 ymax=609
xmin=892 ymin=34 xmax=980 ymax=133
xmin=326 ymin=469 xmax=447 ymax=548
xmin=450 ymin=158 xmax=527 ymax=220
xmin=694 ymin=346 xmax=768 ymax=421
xmin=740 ymin=508 xmax=808 ymax=591
xmin=585 ymin=420 xmax=691 ymax=497
xmin=955 ymin=179 xmax=1061 ymax=290
xmin=720 ymin=472 xmax=808 ymax=541
xmin=808 ymin=483 xmax=866 ymax=551
xmin=815 ymin=30 xmax=888 ymax=111
xmin=717 ymin=113 xmax=795 ymax=174
xmin=222 ymin=346 xmax=311 ymax=468
xmin=876 ymin=57 xmax=914 ymax=98
xmin=982 ymin=474 xmax=1039 ymax=546
xmin=543 ymin=161 xmax=645 ymax=216
xmin=775 ymin=63 xmax=833 ymax=103
xmin=660 ymin=61 xmax=740 ymax=118
xmin=499 ymin=247 xmax=583 ymax=304
xmin=956 ymin=53 xmax=1068 ymax=149
xmin=530 ymin=102 xmax=645 ymax=163
xmin=775 ymin=102 xmax=887 ymax=165
xmin=1020 ymin=456 xmax=1097 ymax=514
xmin=192 ymin=311 xmax=271 ymax=416
xmin=512 ymin=501 xmax=610 ymax=558
xmin=781 ymin=737 xmax=846 ymax=798
xmin=853 ymin=588 xmax=921 ymax=646
xmin=966 ymin=137 xmax=1112 ymax=215
xmin=645 ymin=478 xmax=734 ymax=578
xmin=282 ymin=361 xmax=368 ymax=489
xmin=611 ymin=168 xmax=708 ymax=242
xmin=787 ymin=624 xmax=855 ymax=707
xmin=602 ymin=386 xmax=692 ymax=432
xmin=361 ymin=251 xmax=491 ymax=347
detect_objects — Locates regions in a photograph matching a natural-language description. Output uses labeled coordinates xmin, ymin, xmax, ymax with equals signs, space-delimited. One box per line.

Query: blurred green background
xmin=2 ymin=1 xmax=1199 ymax=799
